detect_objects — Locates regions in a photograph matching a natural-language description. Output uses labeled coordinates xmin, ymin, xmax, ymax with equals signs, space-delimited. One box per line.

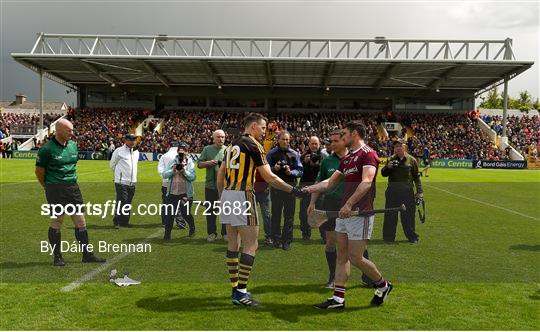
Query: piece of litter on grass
xmin=109 ymin=269 xmax=140 ymax=287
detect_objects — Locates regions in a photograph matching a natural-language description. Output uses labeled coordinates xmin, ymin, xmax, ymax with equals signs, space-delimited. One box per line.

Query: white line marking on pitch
xmin=425 ymin=184 xmax=539 ymax=221
xmin=61 ymin=228 xmax=162 ymax=292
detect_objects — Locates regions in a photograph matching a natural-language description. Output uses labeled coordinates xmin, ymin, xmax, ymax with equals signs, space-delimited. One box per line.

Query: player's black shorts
xmin=45 ymin=183 xmax=84 ymax=210
xmin=319 ymin=197 xmax=342 ymax=232
xmin=422 ymin=157 xmax=431 ymax=166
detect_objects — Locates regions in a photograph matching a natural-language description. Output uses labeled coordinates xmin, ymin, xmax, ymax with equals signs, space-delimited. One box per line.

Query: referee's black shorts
xmin=45 ymin=183 xmax=84 ymax=213
xmin=319 ymin=197 xmax=342 ymax=232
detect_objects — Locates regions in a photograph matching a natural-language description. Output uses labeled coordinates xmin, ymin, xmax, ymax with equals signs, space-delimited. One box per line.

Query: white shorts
xmin=335 ymin=215 xmax=374 ymax=240
xmin=219 ymin=189 xmax=259 ymax=227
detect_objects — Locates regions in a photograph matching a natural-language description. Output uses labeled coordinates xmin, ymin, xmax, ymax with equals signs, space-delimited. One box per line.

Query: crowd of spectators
xmin=0 ymin=112 xmax=61 ymax=139
xmin=137 ymin=110 xmax=225 ymax=154
xmin=482 ymin=114 xmax=540 ymax=157
xmin=71 ymin=107 xmax=148 ymax=151
xmin=4 ymin=105 xmax=536 ymax=162
xmin=59 ymin=107 xmax=536 ymax=161
xmin=141 ymin=110 xmax=390 ymax=156
xmin=401 ymin=113 xmax=503 ymax=160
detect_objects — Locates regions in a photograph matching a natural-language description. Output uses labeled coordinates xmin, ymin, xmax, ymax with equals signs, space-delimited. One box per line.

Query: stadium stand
xmin=66 ymin=108 xmax=515 ymax=160
xmin=127 ymin=109 xmax=389 ymax=156
xmin=0 ymin=112 xmax=62 ymax=138
xmin=402 ymin=113 xmax=502 ymax=160
xmin=71 ymin=107 xmax=148 ymax=151
xmin=482 ymin=114 xmax=540 ymax=158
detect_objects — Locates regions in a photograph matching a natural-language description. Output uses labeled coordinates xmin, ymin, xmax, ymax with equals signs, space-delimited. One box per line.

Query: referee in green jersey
xmin=35 ymin=119 xmax=106 ymax=266
xmin=308 ymin=130 xmax=373 ymax=288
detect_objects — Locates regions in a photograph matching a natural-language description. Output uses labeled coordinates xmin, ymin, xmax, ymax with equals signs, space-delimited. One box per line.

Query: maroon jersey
xmin=338 ymin=144 xmax=380 ymax=211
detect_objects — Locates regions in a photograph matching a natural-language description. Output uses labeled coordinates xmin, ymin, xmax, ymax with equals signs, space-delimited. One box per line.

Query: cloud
xmin=444 ymin=1 xmax=538 ymax=29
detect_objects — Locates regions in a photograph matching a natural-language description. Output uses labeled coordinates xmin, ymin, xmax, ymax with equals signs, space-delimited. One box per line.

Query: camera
xmin=176 ymin=152 xmax=185 ymax=171
xmin=277 ymin=160 xmax=289 ymax=168
xmin=310 ymin=152 xmax=321 ymax=163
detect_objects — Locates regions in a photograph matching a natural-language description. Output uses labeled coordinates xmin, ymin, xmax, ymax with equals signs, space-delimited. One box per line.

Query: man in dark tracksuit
xmin=267 ymin=131 xmax=303 ymax=250
xmin=381 ymin=139 xmax=423 ymax=244
xmin=299 ymin=136 xmax=322 ymax=240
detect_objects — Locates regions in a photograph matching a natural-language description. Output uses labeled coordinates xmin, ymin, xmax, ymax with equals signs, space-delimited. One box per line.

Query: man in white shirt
xmin=158 ymin=141 xmax=179 ymax=227
xmin=108 ymin=140 xmax=115 ymax=160
xmin=110 ymin=134 xmax=139 ymax=228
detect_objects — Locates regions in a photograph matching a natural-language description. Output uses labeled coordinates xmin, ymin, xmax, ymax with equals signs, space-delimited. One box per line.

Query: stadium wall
xmin=80 ymin=85 xmax=475 ymax=112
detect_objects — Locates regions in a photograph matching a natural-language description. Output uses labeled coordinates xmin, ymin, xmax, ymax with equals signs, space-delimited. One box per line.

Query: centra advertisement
xmin=13 ymin=150 xmax=38 ymax=159
xmin=430 ymin=159 xmax=473 ymax=169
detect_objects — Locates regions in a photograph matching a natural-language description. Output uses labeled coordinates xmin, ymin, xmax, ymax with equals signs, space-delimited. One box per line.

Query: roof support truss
xmin=21 ymin=34 xmax=519 ymax=61
xmin=79 ymin=60 xmax=117 ymax=85
xmin=202 ymin=61 xmax=222 ymax=87
xmin=140 ymin=60 xmax=170 ymax=87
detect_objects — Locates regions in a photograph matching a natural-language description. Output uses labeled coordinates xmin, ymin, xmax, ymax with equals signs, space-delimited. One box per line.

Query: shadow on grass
xmin=529 ymin=289 xmax=540 ymax=301
xmin=368 ymin=239 xmax=410 ymax=245
xmin=0 ymin=261 xmax=52 ymax=269
xmin=509 ymin=244 xmax=540 ymax=252
xmin=136 ymin=286 xmax=375 ymax=323
xmin=122 ymin=235 xmax=225 ymax=247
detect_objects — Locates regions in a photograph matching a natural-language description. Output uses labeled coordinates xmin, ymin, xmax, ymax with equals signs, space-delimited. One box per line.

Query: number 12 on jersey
xmin=225 ymin=145 xmax=241 ymax=169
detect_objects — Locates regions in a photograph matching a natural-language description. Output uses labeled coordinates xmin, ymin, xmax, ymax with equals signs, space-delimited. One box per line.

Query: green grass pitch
xmin=0 ymin=159 xmax=539 ymax=330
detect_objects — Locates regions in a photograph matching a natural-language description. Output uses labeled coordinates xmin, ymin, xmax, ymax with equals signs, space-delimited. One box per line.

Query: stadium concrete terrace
xmin=11 ymin=34 xmax=534 ymax=129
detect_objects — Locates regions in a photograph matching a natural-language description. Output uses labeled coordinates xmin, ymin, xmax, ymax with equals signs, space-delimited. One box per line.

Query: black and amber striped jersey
xmin=224 ymin=134 xmax=267 ymax=191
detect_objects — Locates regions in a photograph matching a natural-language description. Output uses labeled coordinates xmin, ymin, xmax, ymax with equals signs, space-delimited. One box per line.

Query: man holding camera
xmin=162 ymin=142 xmax=196 ymax=240
xmin=158 ymin=141 xmax=180 ymax=227
xmin=381 ymin=139 xmax=423 ymax=244
xmin=267 ymin=131 xmax=303 ymax=250
xmin=110 ymin=134 xmax=139 ymax=228
xmin=198 ymin=130 xmax=227 ymax=242
xmin=299 ymin=136 xmax=322 ymax=240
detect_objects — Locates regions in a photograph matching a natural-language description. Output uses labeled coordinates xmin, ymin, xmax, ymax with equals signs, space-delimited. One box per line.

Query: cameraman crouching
xmin=381 ymin=139 xmax=423 ymax=244
xmin=162 ymin=142 xmax=196 ymax=240
xmin=267 ymin=131 xmax=303 ymax=250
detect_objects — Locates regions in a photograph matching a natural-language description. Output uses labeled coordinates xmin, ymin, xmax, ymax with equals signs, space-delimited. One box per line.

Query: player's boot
xmin=53 ymin=254 xmax=65 ymax=266
xmin=314 ymin=297 xmax=345 ymax=309
xmin=370 ymin=281 xmax=393 ymax=305
xmin=232 ymin=290 xmax=259 ymax=306
xmin=82 ymin=253 xmax=106 ymax=263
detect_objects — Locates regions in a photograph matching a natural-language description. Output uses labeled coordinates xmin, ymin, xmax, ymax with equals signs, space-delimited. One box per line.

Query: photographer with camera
xmin=299 ymin=136 xmax=323 ymax=240
xmin=381 ymin=139 xmax=423 ymax=244
xmin=197 ymin=130 xmax=227 ymax=242
xmin=267 ymin=131 xmax=304 ymax=250
xmin=162 ymin=142 xmax=197 ymax=240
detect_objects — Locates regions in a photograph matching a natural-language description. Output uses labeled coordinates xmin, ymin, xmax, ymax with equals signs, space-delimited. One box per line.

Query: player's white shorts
xmin=219 ymin=189 xmax=259 ymax=227
xmin=335 ymin=215 xmax=374 ymax=240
